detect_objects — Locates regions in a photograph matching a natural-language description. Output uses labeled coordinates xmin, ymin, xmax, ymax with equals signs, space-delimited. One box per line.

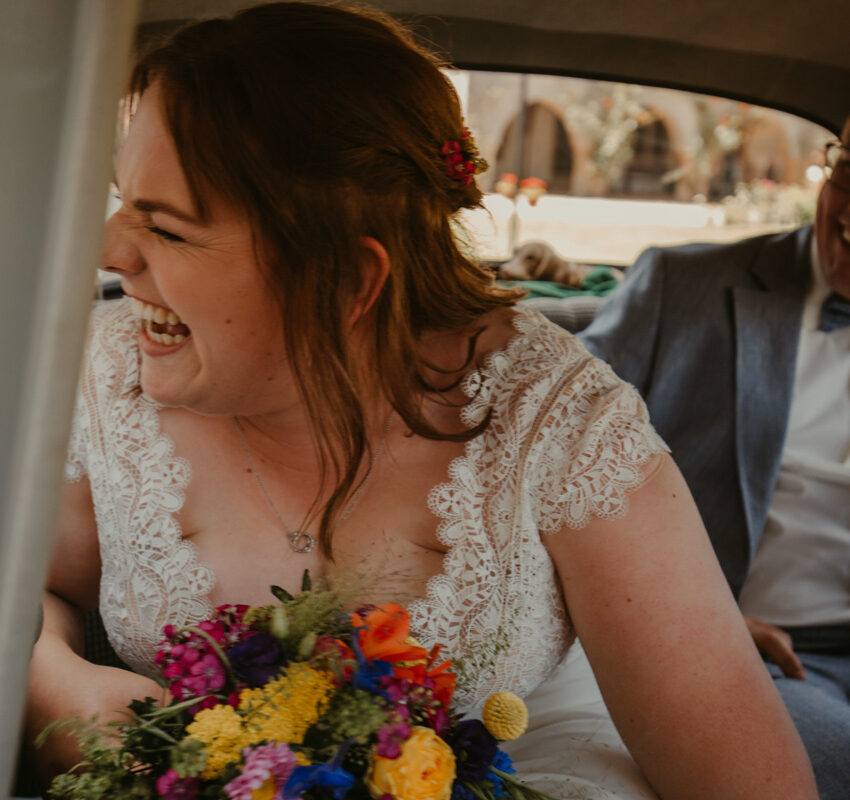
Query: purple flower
xmin=424 ymin=704 xmax=450 ymax=736
xmin=227 ymin=633 xmax=287 ymax=687
xmin=156 ymin=769 xmax=198 ymax=800
xmin=445 ymin=719 xmax=498 ymax=781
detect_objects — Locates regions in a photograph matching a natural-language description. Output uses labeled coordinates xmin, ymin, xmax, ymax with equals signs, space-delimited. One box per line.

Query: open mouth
xmin=129 ymin=297 xmax=192 ymax=345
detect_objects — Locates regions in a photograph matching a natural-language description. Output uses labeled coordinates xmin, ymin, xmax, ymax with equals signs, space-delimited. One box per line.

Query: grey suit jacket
xmin=579 ymin=225 xmax=813 ymax=597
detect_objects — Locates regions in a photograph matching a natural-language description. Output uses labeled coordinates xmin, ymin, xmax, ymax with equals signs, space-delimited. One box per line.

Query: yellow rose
xmin=367 ymin=726 xmax=456 ymax=800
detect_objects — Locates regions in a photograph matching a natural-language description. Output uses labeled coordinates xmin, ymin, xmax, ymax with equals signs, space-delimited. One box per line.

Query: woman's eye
xmin=147 ymin=226 xmax=186 ymax=243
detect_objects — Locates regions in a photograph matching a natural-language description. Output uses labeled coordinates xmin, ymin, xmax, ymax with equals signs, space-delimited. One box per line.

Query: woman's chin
xmin=139 ymin=368 xmax=239 ymax=416
xmin=139 ymin=360 xmax=200 ymax=410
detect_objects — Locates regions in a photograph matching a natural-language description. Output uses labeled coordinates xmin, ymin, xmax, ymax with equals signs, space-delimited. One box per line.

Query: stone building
xmin=455 ymin=71 xmax=830 ymax=204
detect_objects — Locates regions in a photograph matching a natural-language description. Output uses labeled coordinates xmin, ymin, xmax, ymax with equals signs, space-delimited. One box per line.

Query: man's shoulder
xmin=630 ymin=225 xmax=812 ymax=295
xmin=643 ymin=225 xmax=809 ymax=270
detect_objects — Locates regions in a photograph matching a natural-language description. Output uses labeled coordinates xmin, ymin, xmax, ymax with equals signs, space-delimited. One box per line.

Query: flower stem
xmin=490 ymin=769 xmax=561 ymax=800
xmin=181 ymin=625 xmax=238 ymax=683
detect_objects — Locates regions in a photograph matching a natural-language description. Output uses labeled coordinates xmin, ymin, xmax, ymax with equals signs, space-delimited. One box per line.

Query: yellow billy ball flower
xmin=239 ymin=662 xmax=335 ymax=748
xmin=367 ymin=726 xmax=456 ymax=800
xmin=482 ymin=692 xmax=529 ymax=741
xmin=185 ymin=703 xmax=245 ymax=779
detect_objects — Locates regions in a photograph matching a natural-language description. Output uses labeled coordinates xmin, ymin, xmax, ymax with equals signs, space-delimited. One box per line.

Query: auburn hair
xmin=129 ymin=1 xmax=522 ymax=556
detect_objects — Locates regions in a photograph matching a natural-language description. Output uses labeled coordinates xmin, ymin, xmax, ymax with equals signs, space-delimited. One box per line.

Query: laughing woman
xmin=26 ymin=4 xmax=816 ymax=799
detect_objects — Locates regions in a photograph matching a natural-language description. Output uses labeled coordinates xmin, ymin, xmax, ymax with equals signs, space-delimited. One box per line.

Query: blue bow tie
xmin=819 ymin=292 xmax=850 ymax=332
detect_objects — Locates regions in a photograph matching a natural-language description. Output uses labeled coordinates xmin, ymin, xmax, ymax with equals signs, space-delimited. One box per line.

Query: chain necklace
xmin=233 ymin=415 xmax=391 ymax=554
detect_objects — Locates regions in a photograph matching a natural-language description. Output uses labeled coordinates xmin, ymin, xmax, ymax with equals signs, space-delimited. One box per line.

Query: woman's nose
xmin=100 ymin=212 xmax=144 ymax=275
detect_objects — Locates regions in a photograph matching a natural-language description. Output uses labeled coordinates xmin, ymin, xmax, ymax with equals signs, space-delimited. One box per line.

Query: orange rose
xmin=367 ymin=726 xmax=456 ymax=800
xmin=350 ymin=604 xmax=430 ymax=664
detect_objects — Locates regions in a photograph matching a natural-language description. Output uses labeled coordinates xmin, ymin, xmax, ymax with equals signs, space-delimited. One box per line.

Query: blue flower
xmin=283 ymin=746 xmax=356 ymax=800
xmin=489 ymin=749 xmax=516 ymax=797
xmin=451 ymin=783 xmax=477 ymax=800
xmin=350 ymin=626 xmax=393 ymax=696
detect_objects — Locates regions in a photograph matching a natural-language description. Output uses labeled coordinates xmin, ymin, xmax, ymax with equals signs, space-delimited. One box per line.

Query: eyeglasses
xmin=824 ymin=140 xmax=850 ymax=192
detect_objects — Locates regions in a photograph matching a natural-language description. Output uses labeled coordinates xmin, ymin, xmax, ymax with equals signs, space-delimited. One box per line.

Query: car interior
xmin=4 ymin=0 xmax=849 ymax=796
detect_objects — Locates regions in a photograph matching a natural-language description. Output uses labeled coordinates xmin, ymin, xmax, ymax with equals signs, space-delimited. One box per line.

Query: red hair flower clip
xmin=441 ymin=127 xmax=489 ymax=185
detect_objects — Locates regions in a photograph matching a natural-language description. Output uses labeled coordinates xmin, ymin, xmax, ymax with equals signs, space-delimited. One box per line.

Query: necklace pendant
xmin=289 ymin=530 xmax=316 ymax=554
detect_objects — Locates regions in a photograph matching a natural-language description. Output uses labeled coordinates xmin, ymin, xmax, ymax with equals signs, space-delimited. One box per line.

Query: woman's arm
xmin=24 ymin=477 xmax=163 ymax=778
xmin=544 ymin=454 xmax=817 ymax=800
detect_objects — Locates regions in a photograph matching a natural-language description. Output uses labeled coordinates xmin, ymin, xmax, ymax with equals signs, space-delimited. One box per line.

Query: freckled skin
xmin=102 ymin=83 xmax=296 ymax=417
xmin=816 ymin=119 xmax=850 ymax=299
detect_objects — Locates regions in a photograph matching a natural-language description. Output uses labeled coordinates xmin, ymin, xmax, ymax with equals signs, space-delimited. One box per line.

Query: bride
xmin=26 ymin=3 xmax=816 ymax=798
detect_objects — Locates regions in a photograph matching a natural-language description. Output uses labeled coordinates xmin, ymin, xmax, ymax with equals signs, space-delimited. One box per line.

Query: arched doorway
xmin=619 ymin=119 xmax=678 ymax=197
xmin=740 ymin=117 xmax=791 ymax=182
xmin=494 ymin=103 xmax=574 ymax=194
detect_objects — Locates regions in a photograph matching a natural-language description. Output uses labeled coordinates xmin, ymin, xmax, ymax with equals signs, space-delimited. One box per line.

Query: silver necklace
xmin=233 ymin=415 xmax=391 ymax=554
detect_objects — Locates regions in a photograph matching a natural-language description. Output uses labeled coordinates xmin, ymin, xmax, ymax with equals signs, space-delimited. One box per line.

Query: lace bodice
xmin=67 ymin=299 xmax=668 ymax=707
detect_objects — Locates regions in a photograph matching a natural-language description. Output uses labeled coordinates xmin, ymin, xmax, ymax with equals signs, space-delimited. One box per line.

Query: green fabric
xmin=499 ymin=266 xmax=621 ymax=298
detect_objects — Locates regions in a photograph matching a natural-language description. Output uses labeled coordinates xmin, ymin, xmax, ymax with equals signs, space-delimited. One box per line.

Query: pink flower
xmin=191 ymin=654 xmax=226 ymax=689
xmin=376 ymin=716 xmax=412 ymax=759
xmin=163 ymin=662 xmax=185 ymax=679
xmin=156 ymin=768 xmax=198 ymax=799
xmin=198 ymin=619 xmax=227 ymax=643
xmin=224 ymin=742 xmax=299 ymax=800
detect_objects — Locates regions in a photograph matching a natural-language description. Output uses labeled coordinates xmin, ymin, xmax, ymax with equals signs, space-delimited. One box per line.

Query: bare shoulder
xmin=545 ymin=455 xmax=816 ymax=798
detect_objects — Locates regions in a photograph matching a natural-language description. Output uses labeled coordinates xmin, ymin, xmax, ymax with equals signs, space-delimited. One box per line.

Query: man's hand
xmin=745 ymin=617 xmax=806 ymax=680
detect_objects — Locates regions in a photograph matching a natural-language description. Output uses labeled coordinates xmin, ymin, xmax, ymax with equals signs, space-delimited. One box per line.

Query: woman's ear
xmin=349 ymin=236 xmax=391 ymax=327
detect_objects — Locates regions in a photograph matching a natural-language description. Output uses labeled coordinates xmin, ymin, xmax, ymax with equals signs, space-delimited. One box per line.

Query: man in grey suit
xmin=579 ymin=117 xmax=850 ymax=799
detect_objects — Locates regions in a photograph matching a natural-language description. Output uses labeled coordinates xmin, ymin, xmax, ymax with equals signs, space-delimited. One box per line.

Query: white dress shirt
xmin=739 ymin=237 xmax=850 ymax=626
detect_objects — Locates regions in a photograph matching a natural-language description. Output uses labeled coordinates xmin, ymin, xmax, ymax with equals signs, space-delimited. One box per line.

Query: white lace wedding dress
xmin=67 ymin=299 xmax=668 ymax=799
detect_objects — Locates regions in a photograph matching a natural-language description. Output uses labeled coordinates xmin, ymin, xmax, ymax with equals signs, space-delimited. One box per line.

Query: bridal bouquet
xmin=43 ymin=572 xmax=542 ymax=800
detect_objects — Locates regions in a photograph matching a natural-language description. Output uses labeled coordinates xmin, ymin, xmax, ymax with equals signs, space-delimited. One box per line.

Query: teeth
xmin=145 ymin=322 xmax=184 ymax=346
xmin=129 ymin=297 xmax=185 ymax=327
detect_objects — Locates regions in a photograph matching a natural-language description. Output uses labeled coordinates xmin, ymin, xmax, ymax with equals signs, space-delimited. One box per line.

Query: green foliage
xmin=41 ymin=718 xmax=158 ymax=800
xmin=41 ymin=698 xmax=210 ymax=800
xmin=304 ymin=688 xmax=390 ymax=758
xmin=271 ymin=584 xmax=295 ymax=603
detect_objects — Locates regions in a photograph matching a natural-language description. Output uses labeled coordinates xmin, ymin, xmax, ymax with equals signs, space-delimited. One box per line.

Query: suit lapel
xmin=733 ymin=226 xmax=811 ymax=560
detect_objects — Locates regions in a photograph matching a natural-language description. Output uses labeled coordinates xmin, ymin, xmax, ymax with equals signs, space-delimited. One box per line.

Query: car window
xmin=448 ymin=70 xmax=833 ymax=265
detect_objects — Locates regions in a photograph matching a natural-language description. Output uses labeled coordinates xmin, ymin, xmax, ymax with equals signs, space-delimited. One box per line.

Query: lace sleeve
xmin=531 ymin=355 xmax=669 ymax=533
